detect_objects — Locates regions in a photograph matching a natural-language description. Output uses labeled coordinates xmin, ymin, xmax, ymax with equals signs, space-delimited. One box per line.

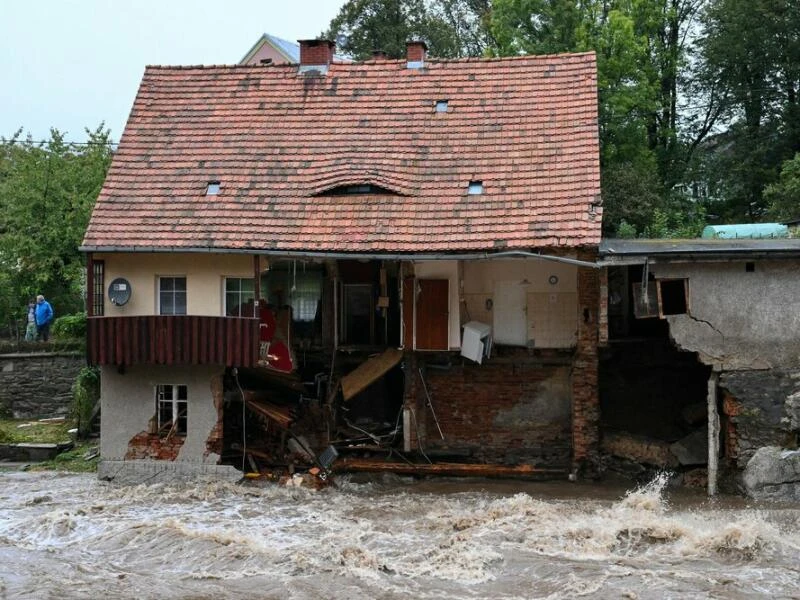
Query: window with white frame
xmin=224 ymin=277 xmax=255 ymax=317
xmin=156 ymin=384 xmax=188 ymax=436
xmin=159 ymin=276 xmax=187 ymax=315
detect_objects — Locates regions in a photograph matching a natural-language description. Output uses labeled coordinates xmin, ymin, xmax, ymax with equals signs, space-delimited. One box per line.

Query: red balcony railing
xmin=87 ymin=315 xmax=260 ymax=368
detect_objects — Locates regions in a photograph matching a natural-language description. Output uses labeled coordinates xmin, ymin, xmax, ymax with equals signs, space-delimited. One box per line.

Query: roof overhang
xmin=599 ymin=238 xmax=800 ymax=266
xmin=80 ymin=245 xmax=601 ymax=269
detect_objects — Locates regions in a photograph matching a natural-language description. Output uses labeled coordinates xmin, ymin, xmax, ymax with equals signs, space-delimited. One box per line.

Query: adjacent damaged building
xmin=82 ymin=40 xmax=604 ymax=481
xmin=599 ymin=239 xmax=800 ymax=499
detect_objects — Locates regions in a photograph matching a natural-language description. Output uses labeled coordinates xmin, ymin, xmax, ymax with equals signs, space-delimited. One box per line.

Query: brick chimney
xmin=298 ymin=39 xmax=335 ymax=74
xmin=406 ymin=40 xmax=427 ymax=69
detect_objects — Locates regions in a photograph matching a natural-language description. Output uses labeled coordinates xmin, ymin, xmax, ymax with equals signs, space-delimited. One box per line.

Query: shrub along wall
xmin=0 ymin=352 xmax=85 ymax=418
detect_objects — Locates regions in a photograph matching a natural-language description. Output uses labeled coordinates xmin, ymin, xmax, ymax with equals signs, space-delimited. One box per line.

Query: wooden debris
xmin=341 ymin=348 xmax=403 ymax=401
xmin=244 ymin=394 xmax=294 ymax=429
xmin=335 ymin=458 xmax=566 ymax=479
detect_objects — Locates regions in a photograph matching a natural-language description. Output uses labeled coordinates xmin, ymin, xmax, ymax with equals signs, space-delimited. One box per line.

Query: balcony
xmin=87 ymin=316 xmax=260 ymax=368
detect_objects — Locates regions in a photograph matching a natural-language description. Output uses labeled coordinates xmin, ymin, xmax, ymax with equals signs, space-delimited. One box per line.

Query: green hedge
xmin=52 ymin=313 xmax=87 ymax=339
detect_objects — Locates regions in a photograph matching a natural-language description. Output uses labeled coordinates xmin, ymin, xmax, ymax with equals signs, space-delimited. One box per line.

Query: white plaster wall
xmin=413 ymin=260 xmax=461 ymax=349
xmin=95 ymin=253 xmax=253 ymax=317
xmin=100 ymin=364 xmax=223 ymax=462
xmin=651 ymin=260 xmax=800 ymax=369
xmin=462 ymin=259 xmax=578 ymax=348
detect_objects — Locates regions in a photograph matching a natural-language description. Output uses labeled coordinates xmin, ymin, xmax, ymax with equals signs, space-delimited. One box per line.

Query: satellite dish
xmin=108 ymin=278 xmax=132 ymax=306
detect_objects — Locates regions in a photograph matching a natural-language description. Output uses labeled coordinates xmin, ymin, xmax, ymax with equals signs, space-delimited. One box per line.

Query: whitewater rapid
xmin=0 ymin=471 xmax=798 ymax=599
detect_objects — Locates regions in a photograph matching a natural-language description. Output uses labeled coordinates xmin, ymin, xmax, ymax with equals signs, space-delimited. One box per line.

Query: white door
xmin=493 ymin=280 xmax=527 ymax=346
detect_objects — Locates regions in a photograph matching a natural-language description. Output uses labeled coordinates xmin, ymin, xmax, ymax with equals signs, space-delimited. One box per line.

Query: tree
xmin=695 ymin=0 xmax=800 ymax=220
xmin=324 ymin=0 xmax=493 ymax=59
xmin=764 ymin=153 xmax=800 ymax=221
xmin=0 ymin=125 xmax=113 ymax=333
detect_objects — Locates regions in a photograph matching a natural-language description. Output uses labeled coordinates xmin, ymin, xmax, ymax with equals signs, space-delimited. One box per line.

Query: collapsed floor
xmin=215 ymin=346 xmax=576 ymax=481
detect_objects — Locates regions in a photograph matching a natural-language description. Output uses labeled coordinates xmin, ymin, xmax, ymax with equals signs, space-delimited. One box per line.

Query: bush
xmin=72 ymin=366 xmax=100 ymax=439
xmin=52 ymin=313 xmax=87 ymax=339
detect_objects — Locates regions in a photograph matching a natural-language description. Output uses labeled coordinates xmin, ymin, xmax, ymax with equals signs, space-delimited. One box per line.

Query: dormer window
xmin=206 ymin=181 xmax=221 ymax=195
xmin=467 ymin=180 xmax=484 ymax=195
xmin=435 ymin=100 xmax=449 ymax=113
xmin=322 ymin=184 xmax=396 ymax=196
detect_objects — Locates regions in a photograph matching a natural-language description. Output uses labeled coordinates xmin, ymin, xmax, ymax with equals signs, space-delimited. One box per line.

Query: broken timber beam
xmin=335 ymin=458 xmax=566 ymax=480
xmin=340 ymin=348 xmax=403 ymax=401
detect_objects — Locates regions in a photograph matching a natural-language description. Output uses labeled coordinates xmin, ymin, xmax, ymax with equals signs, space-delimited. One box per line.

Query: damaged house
xmin=599 ymin=239 xmax=800 ymax=499
xmin=82 ymin=40 xmax=603 ymax=481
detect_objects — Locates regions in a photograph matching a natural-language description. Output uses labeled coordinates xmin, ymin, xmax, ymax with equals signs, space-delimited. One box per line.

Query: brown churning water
xmin=0 ymin=471 xmax=798 ymax=599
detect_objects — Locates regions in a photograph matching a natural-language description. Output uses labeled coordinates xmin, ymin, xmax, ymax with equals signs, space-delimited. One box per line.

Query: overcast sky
xmin=1 ymin=0 xmax=346 ymax=143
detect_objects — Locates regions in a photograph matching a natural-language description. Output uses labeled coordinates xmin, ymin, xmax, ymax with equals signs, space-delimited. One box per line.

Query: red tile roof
xmin=83 ymin=54 xmax=601 ymax=253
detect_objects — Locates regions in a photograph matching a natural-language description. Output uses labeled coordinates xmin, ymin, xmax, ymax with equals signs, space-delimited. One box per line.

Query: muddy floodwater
xmin=0 ymin=471 xmax=798 ymax=599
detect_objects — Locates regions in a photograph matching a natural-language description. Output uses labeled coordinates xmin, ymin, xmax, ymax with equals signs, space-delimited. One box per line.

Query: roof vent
xmin=298 ymin=39 xmax=335 ymax=74
xmin=206 ymin=181 xmax=221 ymax=196
xmin=467 ymin=180 xmax=484 ymax=195
xmin=406 ymin=40 xmax=427 ymax=69
xmin=435 ymin=100 xmax=449 ymax=113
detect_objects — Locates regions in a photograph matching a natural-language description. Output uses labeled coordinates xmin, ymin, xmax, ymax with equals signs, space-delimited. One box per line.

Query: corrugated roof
xmin=83 ymin=53 xmax=601 ymax=253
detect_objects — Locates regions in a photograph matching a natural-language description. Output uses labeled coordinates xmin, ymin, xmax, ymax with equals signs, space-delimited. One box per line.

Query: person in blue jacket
xmin=34 ymin=294 xmax=54 ymax=341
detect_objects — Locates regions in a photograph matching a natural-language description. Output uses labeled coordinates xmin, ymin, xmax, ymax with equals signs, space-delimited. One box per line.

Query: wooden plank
xmin=191 ymin=316 xmax=199 ymax=363
xmin=335 ymin=458 xmax=566 ymax=479
xmin=341 ymin=348 xmax=403 ymax=401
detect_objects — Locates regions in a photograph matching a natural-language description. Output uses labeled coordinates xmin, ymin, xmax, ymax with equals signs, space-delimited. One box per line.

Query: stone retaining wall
xmin=0 ymin=353 xmax=85 ymax=418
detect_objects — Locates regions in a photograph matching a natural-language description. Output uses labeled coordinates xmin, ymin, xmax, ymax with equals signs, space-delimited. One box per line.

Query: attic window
xmin=206 ymin=181 xmax=221 ymax=196
xmin=435 ymin=100 xmax=449 ymax=113
xmin=467 ymin=180 xmax=484 ymax=195
xmin=323 ymin=184 xmax=396 ymax=196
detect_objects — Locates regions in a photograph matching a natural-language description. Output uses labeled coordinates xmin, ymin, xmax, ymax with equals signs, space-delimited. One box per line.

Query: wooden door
xmin=415 ymin=279 xmax=449 ymax=350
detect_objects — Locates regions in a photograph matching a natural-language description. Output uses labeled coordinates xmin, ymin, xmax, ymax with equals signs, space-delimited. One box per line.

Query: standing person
xmin=24 ymin=299 xmax=37 ymax=341
xmin=34 ymin=294 xmax=54 ymax=342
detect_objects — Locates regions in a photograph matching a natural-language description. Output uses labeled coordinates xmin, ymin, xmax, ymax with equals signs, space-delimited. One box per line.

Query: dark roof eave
xmin=80 ymin=244 xmax=601 ymax=268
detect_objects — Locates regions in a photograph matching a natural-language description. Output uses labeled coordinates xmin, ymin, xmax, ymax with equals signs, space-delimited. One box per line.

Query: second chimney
xmin=406 ymin=40 xmax=427 ymax=69
xmin=298 ymin=39 xmax=335 ymax=74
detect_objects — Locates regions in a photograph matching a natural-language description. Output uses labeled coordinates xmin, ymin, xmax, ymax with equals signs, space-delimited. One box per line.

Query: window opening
xmin=435 ymin=100 xmax=449 ymax=112
xmin=323 ymin=184 xmax=395 ymax=196
xmin=467 ymin=180 xmax=484 ymax=195
xmin=156 ymin=384 xmax=188 ymax=436
xmin=745 ymin=262 xmax=755 ymax=272
xmin=225 ymin=277 xmax=255 ymax=317
xmin=92 ymin=260 xmax=105 ymax=316
xmin=206 ymin=181 xmax=221 ymax=195
xmin=159 ymin=277 xmax=187 ymax=315
xmin=658 ymin=279 xmax=689 ymax=315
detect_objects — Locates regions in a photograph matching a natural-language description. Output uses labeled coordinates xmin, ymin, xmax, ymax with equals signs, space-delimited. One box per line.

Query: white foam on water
xmin=0 ymin=471 xmax=798 ymax=599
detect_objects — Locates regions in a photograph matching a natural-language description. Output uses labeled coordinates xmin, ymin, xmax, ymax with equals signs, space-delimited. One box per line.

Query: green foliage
xmin=0 ymin=125 xmax=113 ymax=334
xmin=694 ymin=0 xmax=800 ymax=221
xmin=51 ymin=313 xmax=87 ymax=340
xmin=765 ymin=153 xmax=800 ymax=222
xmin=325 ymin=0 xmax=493 ymax=59
xmin=71 ymin=366 xmax=100 ymax=439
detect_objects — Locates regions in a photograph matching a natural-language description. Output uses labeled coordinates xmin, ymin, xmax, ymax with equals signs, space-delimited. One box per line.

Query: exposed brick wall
xmin=125 ymin=431 xmax=185 ymax=461
xmin=572 ymin=250 xmax=600 ymax=474
xmin=205 ymin=374 xmax=224 ymax=458
xmin=413 ymin=351 xmax=572 ymax=468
